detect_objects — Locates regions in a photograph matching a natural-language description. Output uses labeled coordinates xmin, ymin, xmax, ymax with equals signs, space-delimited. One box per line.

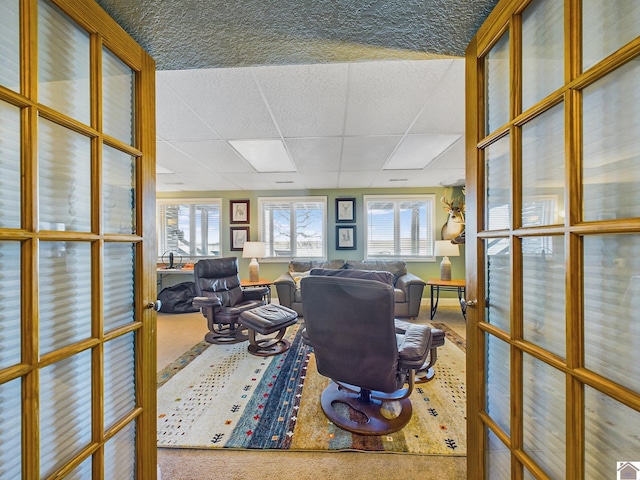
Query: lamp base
xmin=248 ymin=258 xmax=260 ymax=282
xmin=440 ymin=256 xmax=452 ymax=281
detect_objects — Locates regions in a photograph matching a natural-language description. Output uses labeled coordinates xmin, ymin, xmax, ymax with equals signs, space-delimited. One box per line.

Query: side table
xmin=241 ymin=278 xmax=274 ymax=303
xmin=427 ymin=278 xmax=466 ymax=320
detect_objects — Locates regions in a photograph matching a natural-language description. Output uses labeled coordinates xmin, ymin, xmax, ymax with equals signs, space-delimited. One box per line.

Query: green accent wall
xmin=157 ymin=186 xmax=466 ymax=298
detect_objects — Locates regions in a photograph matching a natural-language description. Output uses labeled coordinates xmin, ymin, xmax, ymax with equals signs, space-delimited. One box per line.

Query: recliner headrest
xmin=309 ymin=268 xmax=394 ymax=286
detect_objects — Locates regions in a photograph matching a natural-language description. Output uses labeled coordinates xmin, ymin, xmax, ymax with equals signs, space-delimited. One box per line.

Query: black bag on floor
xmin=158 ymin=281 xmax=199 ymax=313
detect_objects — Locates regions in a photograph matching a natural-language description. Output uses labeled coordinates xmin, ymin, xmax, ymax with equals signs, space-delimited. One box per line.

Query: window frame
xmin=258 ymin=196 xmax=327 ymax=261
xmin=156 ymin=198 xmax=222 ymax=261
xmin=363 ymin=194 xmax=436 ymax=261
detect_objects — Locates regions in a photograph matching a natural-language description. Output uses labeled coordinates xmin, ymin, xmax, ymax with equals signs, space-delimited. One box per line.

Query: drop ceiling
xmin=95 ymin=0 xmax=499 ymax=192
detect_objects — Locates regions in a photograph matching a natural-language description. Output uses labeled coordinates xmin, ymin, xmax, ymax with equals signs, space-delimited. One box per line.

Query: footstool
xmin=239 ymin=304 xmax=298 ymax=356
xmin=395 ymin=320 xmax=446 ymax=383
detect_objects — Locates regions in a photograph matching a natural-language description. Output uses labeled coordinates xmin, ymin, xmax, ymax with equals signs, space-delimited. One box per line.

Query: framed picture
xmin=230 ymin=199 xmax=250 ymax=224
xmin=336 ymin=225 xmax=356 ymax=250
xmin=336 ymin=198 xmax=356 ymax=223
xmin=230 ymin=227 xmax=249 ymax=251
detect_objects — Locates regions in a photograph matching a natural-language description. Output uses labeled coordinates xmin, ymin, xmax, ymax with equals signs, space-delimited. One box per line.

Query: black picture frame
xmin=230 ymin=227 xmax=249 ymax=251
xmin=336 ymin=225 xmax=356 ymax=250
xmin=230 ymin=199 xmax=250 ymax=224
xmin=335 ymin=198 xmax=356 ymax=223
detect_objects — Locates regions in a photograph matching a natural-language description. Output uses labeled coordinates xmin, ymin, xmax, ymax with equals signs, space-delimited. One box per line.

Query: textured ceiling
xmin=95 ymin=0 xmax=498 ymax=69
xmin=94 ymin=0 xmax=498 ymax=191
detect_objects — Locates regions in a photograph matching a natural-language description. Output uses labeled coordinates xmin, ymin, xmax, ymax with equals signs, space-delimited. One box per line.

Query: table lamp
xmin=434 ymin=240 xmax=460 ymax=281
xmin=242 ymin=241 xmax=266 ymax=282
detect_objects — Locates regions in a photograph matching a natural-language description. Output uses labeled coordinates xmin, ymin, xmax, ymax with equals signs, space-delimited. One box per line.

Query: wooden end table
xmin=427 ymin=278 xmax=466 ymax=320
xmin=241 ymin=278 xmax=273 ymax=303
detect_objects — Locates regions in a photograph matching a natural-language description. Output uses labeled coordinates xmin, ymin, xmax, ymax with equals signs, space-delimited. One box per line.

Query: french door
xmin=0 ymin=0 xmax=157 ymax=478
xmin=466 ymin=0 xmax=640 ymax=478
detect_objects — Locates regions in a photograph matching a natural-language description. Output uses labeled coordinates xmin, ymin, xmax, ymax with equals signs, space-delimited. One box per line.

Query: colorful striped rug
xmin=157 ymin=322 xmax=466 ymax=455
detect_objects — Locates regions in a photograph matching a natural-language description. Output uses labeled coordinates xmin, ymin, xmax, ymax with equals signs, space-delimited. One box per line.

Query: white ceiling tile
xmin=159 ymin=68 xmax=280 ymax=139
xmin=299 ymin=171 xmax=340 ymax=189
xmin=220 ymin=173 xmax=272 ymax=190
xmin=409 ymin=59 xmax=465 ymax=135
xmin=171 ymin=140 xmax=254 ymax=173
xmin=255 ymin=64 xmax=349 ymax=138
xmin=341 ymin=136 xmax=401 ymax=171
xmin=344 ymin=59 xmax=453 ymax=136
xmin=338 ymin=171 xmax=378 ymax=188
xmin=286 ymin=137 xmax=343 ymax=172
xmin=156 ymin=80 xmax=220 ymax=141
xmin=384 ymin=134 xmax=461 ymax=170
xmin=426 ymin=137 xmax=465 ymax=169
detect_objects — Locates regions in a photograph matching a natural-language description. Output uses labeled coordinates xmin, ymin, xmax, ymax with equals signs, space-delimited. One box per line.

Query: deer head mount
xmin=441 ymin=188 xmax=465 ymax=242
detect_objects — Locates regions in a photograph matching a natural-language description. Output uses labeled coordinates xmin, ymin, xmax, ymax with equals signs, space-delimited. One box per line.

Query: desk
xmin=157 ymin=268 xmax=193 ymax=290
xmin=241 ymin=278 xmax=274 ymax=303
xmin=427 ymin=278 xmax=466 ymax=320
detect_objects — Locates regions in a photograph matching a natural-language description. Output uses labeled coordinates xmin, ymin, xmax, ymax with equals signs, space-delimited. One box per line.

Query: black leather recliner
xmin=192 ymin=257 xmax=268 ymax=344
xmin=300 ymin=271 xmax=435 ymax=435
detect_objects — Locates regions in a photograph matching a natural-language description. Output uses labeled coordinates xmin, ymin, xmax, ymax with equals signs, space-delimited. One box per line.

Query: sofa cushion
xmin=345 ymin=260 xmax=407 ymax=281
xmin=290 ymin=270 xmax=311 ymax=287
xmin=289 ymin=259 xmax=345 ymax=273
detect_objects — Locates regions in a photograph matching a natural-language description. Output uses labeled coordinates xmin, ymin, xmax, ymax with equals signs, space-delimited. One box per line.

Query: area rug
xmin=157 ymin=322 xmax=467 ymax=456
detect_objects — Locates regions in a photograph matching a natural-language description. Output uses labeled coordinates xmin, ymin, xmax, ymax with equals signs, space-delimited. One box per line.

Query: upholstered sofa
xmin=273 ymin=259 xmax=426 ymax=318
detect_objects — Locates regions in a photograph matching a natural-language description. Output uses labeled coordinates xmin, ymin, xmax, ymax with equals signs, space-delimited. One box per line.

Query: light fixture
xmin=242 ymin=241 xmax=266 ymax=282
xmin=434 ymin=240 xmax=460 ymax=281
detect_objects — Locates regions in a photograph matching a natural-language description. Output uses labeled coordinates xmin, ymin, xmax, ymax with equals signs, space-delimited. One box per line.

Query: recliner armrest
xmin=274 ymin=274 xmax=295 ymax=285
xmin=395 ymin=272 xmax=426 ymax=291
xmin=242 ymin=286 xmax=270 ymax=301
xmin=397 ymin=324 xmax=432 ymax=370
xmin=192 ymin=296 xmax=222 ymax=308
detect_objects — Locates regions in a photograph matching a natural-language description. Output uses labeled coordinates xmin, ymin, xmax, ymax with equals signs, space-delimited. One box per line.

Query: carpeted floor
xmin=157 ymin=304 xmax=468 ymax=479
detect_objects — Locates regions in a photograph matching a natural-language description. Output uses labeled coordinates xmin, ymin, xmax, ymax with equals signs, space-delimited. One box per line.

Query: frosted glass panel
xmin=0 ymin=101 xmax=21 ymax=228
xmin=485 ymin=136 xmax=511 ymax=231
xmin=583 ymin=1 xmax=640 ymax=71
xmin=522 ymin=354 xmax=566 ymax=479
xmin=38 ymin=0 xmax=90 ymax=124
xmin=584 ymin=234 xmax=640 ymax=393
xmin=39 ymin=242 xmax=92 ymax=355
xmin=104 ymin=422 xmax=136 ymax=480
xmin=0 ymin=1 xmax=19 ymax=92
xmin=0 ymin=378 xmax=22 ymax=479
xmin=39 ymin=118 xmax=91 ymax=232
xmin=65 ymin=457 xmax=92 ymax=480
xmin=104 ymin=243 xmax=135 ymax=332
xmin=104 ymin=146 xmax=136 ymax=234
xmin=521 ymin=104 xmax=564 ymax=227
xmin=485 ymin=32 xmax=510 ymax=134
xmin=521 ymin=0 xmax=563 ymax=111
xmin=486 ymin=428 xmax=510 ymax=479
xmin=40 ymin=350 xmax=92 ymax=479
xmin=486 ymin=239 xmax=510 ymax=332
xmin=523 ymin=237 xmax=565 ymax=358
xmin=0 ymin=242 xmax=21 ymax=370
xmin=103 ymin=48 xmax=135 ymax=145
xmin=104 ymin=332 xmax=136 ymax=429
xmin=584 ymin=385 xmax=640 ymax=479
xmin=582 ymin=58 xmax=640 ymax=222
xmin=486 ymin=335 xmax=510 ymax=435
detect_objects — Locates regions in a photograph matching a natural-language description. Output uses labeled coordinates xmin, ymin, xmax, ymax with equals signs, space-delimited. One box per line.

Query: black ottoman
xmin=395 ymin=320 xmax=446 ymax=383
xmin=239 ymin=304 xmax=298 ymax=356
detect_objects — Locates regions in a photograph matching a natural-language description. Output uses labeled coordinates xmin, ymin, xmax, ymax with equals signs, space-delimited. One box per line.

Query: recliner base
xmin=321 ymin=382 xmax=412 ymax=435
xmin=204 ymin=324 xmax=248 ymax=344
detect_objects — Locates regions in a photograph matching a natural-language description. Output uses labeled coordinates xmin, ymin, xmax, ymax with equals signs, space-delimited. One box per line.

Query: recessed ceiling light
xmin=384 ymin=134 xmax=461 ymax=170
xmin=229 ymin=139 xmax=296 ymax=172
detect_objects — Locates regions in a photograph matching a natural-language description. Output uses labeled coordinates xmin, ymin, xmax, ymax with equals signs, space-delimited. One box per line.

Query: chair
xmin=300 ymin=272 xmax=434 ymax=435
xmin=192 ymin=257 xmax=268 ymax=344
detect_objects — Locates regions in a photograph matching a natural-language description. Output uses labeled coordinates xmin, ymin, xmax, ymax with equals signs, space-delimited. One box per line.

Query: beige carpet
xmin=157 ymin=305 xmax=468 ymax=479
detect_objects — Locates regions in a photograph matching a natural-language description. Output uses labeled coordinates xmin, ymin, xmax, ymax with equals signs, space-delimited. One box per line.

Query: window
xmin=157 ymin=199 xmax=221 ymax=259
xmin=364 ymin=195 xmax=435 ymax=259
xmin=258 ymin=197 xmax=326 ymax=259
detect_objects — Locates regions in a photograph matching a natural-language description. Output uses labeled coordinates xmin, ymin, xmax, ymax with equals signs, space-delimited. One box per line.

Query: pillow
xmin=290 ymin=270 xmax=311 ymax=286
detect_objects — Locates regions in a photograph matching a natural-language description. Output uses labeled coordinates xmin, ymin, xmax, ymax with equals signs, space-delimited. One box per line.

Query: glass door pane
xmin=38 ymin=0 xmax=90 ymax=124
xmin=485 ymin=33 xmax=510 ymax=134
xmin=0 ymin=101 xmax=21 ymax=228
xmin=0 ymin=378 xmax=21 ymax=478
xmin=0 ymin=242 xmax=21 ymax=370
xmin=0 ymin=0 xmax=20 ymax=92
xmin=103 ymin=48 xmax=135 ymax=145
xmin=582 ymin=59 xmax=640 ymax=222
xmin=103 ymin=146 xmax=136 ymax=234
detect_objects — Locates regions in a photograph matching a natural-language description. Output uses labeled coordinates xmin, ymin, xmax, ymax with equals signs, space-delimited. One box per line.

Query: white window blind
xmin=157 ymin=199 xmax=222 ymax=259
xmin=364 ymin=195 xmax=434 ymax=258
xmin=259 ymin=197 xmax=326 ymax=259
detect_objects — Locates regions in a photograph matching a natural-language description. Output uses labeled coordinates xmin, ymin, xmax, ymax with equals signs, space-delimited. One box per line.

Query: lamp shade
xmin=434 ymin=240 xmax=460 ymax=257
xmin=242 ymin=241 xmax=266 ymax=258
